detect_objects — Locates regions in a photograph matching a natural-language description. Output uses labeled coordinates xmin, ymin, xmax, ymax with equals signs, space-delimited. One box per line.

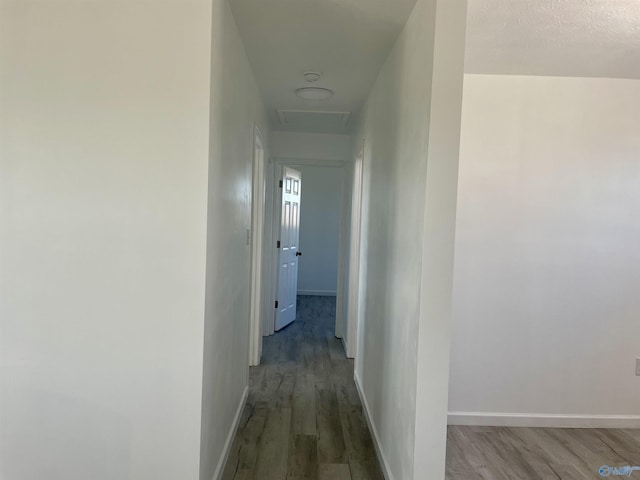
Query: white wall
xmin=0 ymin=1 xmax=212 ymax=479
xmin=271 ymin=131 xmax=351 ymax=161
xmin=295 ymin=165 xmax=344 ymax=295
xmin=352 ymin=0 xmax=467 ymax=479
xmin=199 ymin=1 xmax=270 ymax=479
xmin=449 ymin=75 xmax=640 ymax=425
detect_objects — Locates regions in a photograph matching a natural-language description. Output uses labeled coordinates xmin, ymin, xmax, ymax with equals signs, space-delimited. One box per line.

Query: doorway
xmin=261 ymin=157 xmax=352 ymax=356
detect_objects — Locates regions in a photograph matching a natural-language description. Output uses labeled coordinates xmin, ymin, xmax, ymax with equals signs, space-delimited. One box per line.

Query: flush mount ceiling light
xmin=303 ymin=71 xmax=322 ymax=83
xmin=295 ymin=87 xmax=334 ymax=100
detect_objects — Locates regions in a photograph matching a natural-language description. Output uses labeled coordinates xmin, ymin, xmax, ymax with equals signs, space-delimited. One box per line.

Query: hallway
xmin=221 ymin=296 xmax=383 ymax=480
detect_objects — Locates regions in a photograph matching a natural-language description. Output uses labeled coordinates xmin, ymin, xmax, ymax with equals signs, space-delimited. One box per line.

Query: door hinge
xmin=275 ymin=300 xmax=279 ymax=309
xmin=276 ymin=240 xmax=281 ymax=249
xmin=279 ymin=180 xmax=283 ymax=188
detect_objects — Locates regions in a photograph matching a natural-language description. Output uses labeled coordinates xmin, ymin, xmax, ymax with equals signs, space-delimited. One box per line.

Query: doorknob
xmin=296 ymin=252 xmax=303 ymax=256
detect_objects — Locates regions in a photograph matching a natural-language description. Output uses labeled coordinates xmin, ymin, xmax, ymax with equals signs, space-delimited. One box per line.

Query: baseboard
xmin=212 ymin=386 xmax=249 ymax=480
xmin=297 ymin=290 xmax=337 ymax=296
xmin=448 ymin=411 xmax=640 ymax=428
xmin=354 ymin=373 xmax=394 ymax=480
xmin=341 ymin=336 xmax=349 ymax=359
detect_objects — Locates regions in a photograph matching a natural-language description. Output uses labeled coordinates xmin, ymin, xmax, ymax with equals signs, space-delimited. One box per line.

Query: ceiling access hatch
xmin=277 ymin=109 xmax=351 ymax=132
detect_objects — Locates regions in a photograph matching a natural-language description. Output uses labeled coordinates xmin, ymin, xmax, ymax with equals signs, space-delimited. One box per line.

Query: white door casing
xmin=275 ymin=167 xmax=302 ymax=331
xmin=263 ymin=159 xmax=278 ymax=337
xmin=249 ymin=126 xmax=266 ymax=366
xmin=346 ymin=139 xmax=364 ymax=359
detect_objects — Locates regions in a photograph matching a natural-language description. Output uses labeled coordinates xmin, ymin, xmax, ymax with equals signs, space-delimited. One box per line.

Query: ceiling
xmin=465 ymin=0 xmax=640 ymax=79
xmin=230 ymin=0 xmax=640 ymax=134
xmin=229 ymin=0 xmax=418 ymax=134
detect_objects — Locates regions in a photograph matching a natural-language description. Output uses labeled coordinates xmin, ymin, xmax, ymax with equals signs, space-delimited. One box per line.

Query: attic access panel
xmin=277 ymin=109 xmax=351 ymax=132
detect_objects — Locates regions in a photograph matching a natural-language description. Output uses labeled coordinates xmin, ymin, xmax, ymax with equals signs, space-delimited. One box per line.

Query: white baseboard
xmin=448 ymin=412 xmax=640 ymax=428
xmin=212 ymin=386 xmax=249 ymax=480
xmin=341 ymin=336 xmax=351 ymax=359
xmin=354 ymin=373 xmax=394 ymax=480
xmin=297 ymin=290 xmax=337 ymax=296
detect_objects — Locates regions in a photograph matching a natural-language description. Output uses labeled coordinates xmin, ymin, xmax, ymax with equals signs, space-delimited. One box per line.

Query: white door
xmin=275 ymin=167 xmax=302 ymax=331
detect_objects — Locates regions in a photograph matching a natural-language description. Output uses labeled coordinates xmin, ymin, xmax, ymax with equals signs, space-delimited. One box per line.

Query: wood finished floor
xmin=221 ymin=295 xmax=383 ymax=480
xmin=222 ymin=296 xmax=640 ymax=480
xmin=447 ymin=425 xmax=640 ymax=480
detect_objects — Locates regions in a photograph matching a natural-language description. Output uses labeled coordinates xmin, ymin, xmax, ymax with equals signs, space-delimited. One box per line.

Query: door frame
xmin=261 ymin=157 xmax=352 ymax=348
xmin=248 ymin=125 xmax=267 ymax=367
xmin=345 ymin=139 xmax=365 ymax=359
xmin=262 ymin=160 xmax=281 ymax=337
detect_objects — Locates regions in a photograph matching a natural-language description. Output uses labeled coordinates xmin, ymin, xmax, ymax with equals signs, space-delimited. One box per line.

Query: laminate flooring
xmin=221 ymin=295 xmax=384 ymax=480
xmin=447 ymin=425 xmax=640 ymax=480
xmin=222 ymin=296 xmax=640 ymax=480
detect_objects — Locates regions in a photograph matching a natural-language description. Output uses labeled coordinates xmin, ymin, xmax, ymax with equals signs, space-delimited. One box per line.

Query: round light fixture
xmin=295 ymin=87 xmax=334 ymax=100
xmin=303 ymin=71 xmax=322 ymax=83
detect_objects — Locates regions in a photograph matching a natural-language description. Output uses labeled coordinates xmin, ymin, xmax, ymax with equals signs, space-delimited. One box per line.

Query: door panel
xmin=275 ymin=167 xmax=302 ymax=331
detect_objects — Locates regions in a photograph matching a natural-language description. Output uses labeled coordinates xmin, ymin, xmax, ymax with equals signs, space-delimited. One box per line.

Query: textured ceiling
xmin=465 ymin=0 xmax=640 ymax=79
xmin=231 ymin=0 xmax=640 ymax=134
xmin=229 ymin=0 xmax=418 ymax=133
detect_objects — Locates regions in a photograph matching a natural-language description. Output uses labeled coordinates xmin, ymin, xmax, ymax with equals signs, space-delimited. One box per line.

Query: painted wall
xmin=449 ymin=75 xmax=640 ymax=424
xmin=0 ymin=1 xmax=212 ymax=479
xmin=352 ymin=0 xmax=467 ymax=479
xmin=271 ymin=131 xmax=352 ymax=161
xmin=295 ymin=165 xmax=344 ymax=295
xmin=199 ymin=0 xmax=270 ymax=479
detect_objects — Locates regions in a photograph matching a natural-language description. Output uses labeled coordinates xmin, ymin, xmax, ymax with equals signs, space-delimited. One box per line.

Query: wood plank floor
xmin=222 ymin=295 xmax=640 ymax=480
xmin=447 ymin=425 xmax=640 ymax=480
xmin=221 ymin=296 xmax=384 ymax=480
